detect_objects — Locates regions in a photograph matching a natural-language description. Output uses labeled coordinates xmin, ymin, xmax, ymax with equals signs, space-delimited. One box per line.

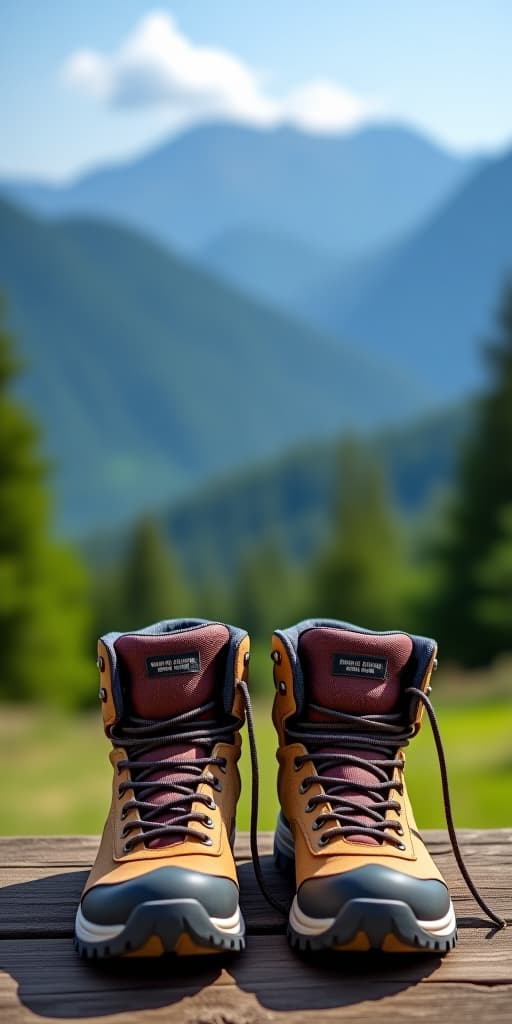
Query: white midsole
xmin=75 ymin=902 xmax=243 ymax=943
xmin=289 ymin=895 xmax=457 ymax=938
xmin=75 ymin=906 xmax=124 ymax=943
xmin=417 ymin=904 xmax=457 ymax=936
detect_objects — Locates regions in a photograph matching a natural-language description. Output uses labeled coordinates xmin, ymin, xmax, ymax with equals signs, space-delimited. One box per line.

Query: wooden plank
xmin=0 ymin=827 xmax=510 ymax=1024
xmin=1 ymin=928 xmax=511 ymax=983
xmin=0 ymin=833 xmax=510 ymax=938
xmin=0 ymin=937 xmax=511 ymax=1024
xmin=0 ymin=830 xmax=510 ymax=865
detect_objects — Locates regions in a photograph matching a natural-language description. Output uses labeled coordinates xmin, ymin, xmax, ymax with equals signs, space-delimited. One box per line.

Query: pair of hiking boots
xmin=75 ymin=617 xmax=504 ymax=959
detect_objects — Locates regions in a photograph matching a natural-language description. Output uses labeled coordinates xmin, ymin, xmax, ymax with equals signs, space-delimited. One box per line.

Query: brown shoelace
xmin=111 ymin=700 xmax=242 ymax=852
xmin=237 ymin=679 xmax=507 ymax=929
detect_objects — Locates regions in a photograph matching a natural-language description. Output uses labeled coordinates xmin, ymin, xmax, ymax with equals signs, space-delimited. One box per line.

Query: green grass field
xmin=2 ymin=663 xmax=511 ymax=835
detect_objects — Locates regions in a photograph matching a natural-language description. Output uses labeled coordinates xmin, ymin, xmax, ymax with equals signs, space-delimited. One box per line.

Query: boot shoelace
xmin=110 ymin=700 xmax=242 ymax=852
xmin=238 ymin=680 xmax=507 ymax=929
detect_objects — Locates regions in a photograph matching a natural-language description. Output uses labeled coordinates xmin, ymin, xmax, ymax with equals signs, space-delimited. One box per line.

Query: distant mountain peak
xmin=0 ymin=120 xmax=475 ymax=258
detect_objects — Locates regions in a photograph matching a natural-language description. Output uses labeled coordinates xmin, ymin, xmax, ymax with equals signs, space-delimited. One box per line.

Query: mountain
xmin=198 ymin=226 xmax=340 ymax=311
xmin=0 ymin=197 xmax=427 ymax=536
xmin=158 ymin=402 xmax=469 ymax=580
xmin=299 ymin=246 xmax=393 ymax=331
xmin=1 ymin=122 xmax=474 ymax=263
xmin=307 ymin=146 xmax=512 ymax=399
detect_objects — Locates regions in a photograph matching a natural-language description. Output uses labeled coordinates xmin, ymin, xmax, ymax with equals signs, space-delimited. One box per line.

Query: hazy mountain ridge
xmin=309 ymin=146 xmax=512 ymax=398
xmin=0 ymin=196 xmax=426 ymax=535
xmin=160 ymin=403 xmax=470 ymax=579
xmin=1 ymin=122 xmax=474 ymax=260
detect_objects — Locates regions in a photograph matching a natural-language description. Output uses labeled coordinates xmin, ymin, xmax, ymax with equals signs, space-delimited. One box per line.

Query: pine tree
xmin=312 ymin=437 xmax=410 ymax=629
xmin=116 ymin=516 xmax=192 ymax=630
xmin=432 ymin=281 xmax=512 ymax=664
xmin=232 ymin=537 xmax=303 ymax=640
xmin=0 ymin=298 xmax=92 ymax=705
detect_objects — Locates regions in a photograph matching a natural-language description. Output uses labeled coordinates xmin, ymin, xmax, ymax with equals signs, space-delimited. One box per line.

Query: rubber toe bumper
xmin=297 ymin=864 xmax=451 ymax=921
xmin=81 ymin=866 xmax=239 ymax=925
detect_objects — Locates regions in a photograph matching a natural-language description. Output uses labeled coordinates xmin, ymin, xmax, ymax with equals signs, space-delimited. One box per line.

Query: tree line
xmin=1 ymin=282 xmax=512 ymax=707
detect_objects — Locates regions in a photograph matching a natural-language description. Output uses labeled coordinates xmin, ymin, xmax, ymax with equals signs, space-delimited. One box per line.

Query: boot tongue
xmin=298 ymin=626 xmax=413 ymax=718
xmin=115 ymin=623 xmax=230 ymax=719
xmin=298 ymin=626 xmax=413 ymax=846
xmin=113 ymin=623 xmax=231 ymax=850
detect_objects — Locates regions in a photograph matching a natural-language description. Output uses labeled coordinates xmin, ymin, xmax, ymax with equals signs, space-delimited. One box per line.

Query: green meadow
xmin=3 ymin=655 xmax=511 ymax=836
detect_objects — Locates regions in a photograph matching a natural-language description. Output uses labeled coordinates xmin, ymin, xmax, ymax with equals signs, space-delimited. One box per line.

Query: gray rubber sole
xmin=287 ymin=897 xmax=457 ymax=953
xmin=74 ymin=898 xmax=245 ymax=959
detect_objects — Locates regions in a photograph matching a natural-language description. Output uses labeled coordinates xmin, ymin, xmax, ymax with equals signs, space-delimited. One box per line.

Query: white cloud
xmin=62 ymin=11 xmax=382 ymax=134
xmin=281 ymin=80 xmax=382 ymax=134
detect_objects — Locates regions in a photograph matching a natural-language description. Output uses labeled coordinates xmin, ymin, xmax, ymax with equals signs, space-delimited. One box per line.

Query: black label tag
xmin=145 ymin=651 xmax=201 ymax=677
xmin=332 ymin=653 xmax=388 ymax=679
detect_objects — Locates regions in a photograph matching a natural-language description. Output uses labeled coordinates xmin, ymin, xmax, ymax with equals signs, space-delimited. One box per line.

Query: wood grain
xmin=0 ymin=832 xmax=510 ymax=1023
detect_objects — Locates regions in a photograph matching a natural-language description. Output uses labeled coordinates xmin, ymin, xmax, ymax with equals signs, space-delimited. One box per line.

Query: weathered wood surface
xmin=0 ymin=831 xmax=510 ymax=1023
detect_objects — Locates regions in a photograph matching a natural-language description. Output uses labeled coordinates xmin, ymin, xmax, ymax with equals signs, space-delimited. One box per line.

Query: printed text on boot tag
xmin=145 ymin=651 xmax=201 ymax=676
xmin=332 ymin=653 xmax=388 ymax=679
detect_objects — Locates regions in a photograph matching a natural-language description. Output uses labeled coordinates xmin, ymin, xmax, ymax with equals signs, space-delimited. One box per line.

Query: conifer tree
xmin=0 ymin=298 xmax=92 ymax=704
xmin=312 ymin=437 xmax=409 ymax=629
xmin=232 ymin=537 xmax=303 ymax=640
xmin=432 ymin=281 xmax=512 ymax=664
xmin=117 ymin=516 xmax=192 ymax=630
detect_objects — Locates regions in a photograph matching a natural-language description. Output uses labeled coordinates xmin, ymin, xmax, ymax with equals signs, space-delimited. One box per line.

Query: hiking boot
xmin=271 ymin=618 xmax=458 ymax=953
xmin=75 ymin=618 xmax=249 ymax=958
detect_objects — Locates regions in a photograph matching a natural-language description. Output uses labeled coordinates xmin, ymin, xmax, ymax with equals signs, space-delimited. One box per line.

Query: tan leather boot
xmin=271 ymin=618 xmax=458 ymax=953
xmin=75 ymin=618 xmax=249 ymax=958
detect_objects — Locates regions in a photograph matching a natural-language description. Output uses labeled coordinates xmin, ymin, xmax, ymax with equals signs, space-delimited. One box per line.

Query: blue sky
xmin=2 ymin=1 xmax=512 ymax=180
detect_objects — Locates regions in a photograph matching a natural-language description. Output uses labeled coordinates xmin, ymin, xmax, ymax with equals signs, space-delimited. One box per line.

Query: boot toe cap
xmin=81 ymin=866 xmax=239 ymax=925
xmin=297 ymin=864 xmax=451 ymax=922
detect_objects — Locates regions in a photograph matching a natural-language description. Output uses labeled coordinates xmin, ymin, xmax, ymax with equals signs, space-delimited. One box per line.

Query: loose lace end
xmin=405 ymin=687 xmax=507 ymax=931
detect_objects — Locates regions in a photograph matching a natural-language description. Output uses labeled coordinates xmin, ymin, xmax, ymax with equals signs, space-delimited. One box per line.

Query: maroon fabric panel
xmin=115 ymin=623 xmax=230 ymax=719
xmin=299 ymin=626 xmax=413 ymax=715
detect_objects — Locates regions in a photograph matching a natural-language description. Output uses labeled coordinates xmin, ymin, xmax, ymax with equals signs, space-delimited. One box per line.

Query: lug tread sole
xmin=74 ymin=899 xmax=245 ymax=959
xmin=287 ymin=898 xmax=457 ymax=955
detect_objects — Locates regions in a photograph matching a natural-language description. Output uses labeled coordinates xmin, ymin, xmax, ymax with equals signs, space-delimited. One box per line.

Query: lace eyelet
xmin=318 ymin=834 xmax=329 ymax=847
xmin=397 ymin=842 xmax=406 ymax=851
xmin=206 ymin=797 xmax=217 ymax=811
xmin=122 ymin=844 xmax=131 ymax=855
xmin=299 ymin=780 xmax=309 ymax=795
xmin=304 ymin=800 xmax=314 ymax=813
xmin=201 ymin=835 xmax=213 ymax=846
xmin=396 ymin=825 xmax=404 ymax=837
xmin=204 ymin=817 xmax=214 ymax=829
xmin=312 ymin=820 xmax=322 ymax=831
xmin=212 ymin=777 xmax=222 ymax=792
xmin=121 ymin=808 xmax=128 ymax=821
xmin=293 ymin=758 xmax=301 ymax=772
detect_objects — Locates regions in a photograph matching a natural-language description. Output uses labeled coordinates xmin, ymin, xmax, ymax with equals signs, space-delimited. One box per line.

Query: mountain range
xmin=1 ymin=119 xmax=510 ymax=542
xmin=86 ymin=402 xmax=468 ymax=580
xmin=304 ymin=146 xmax=512 ymax=396
xmin=0 ymin=196 xmax=423 ymax=535
xmin=1 ymin=122 xmax=472 ymax=261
